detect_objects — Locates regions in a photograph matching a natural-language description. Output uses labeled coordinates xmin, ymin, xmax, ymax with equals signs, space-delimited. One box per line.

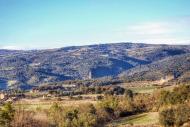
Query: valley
xmin=0 ymin=43 xmax=190 ymax=127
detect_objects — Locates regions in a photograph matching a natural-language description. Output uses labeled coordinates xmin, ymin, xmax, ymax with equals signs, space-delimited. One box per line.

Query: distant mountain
xmin=0 ymin=42 xmax=190 ymax=89
xmin=120 ymin=53 xmax=190 ymax=81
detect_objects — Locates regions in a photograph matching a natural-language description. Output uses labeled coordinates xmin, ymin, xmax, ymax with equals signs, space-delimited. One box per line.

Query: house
xmin=30 ymin=86 xmax=39 ymax=93
xmin=0 ymin=93 xmax=7 ymax=100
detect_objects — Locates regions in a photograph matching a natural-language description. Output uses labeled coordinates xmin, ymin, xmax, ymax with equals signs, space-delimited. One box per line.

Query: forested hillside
xmin=0 ymin=43 xmax=190 ymax=89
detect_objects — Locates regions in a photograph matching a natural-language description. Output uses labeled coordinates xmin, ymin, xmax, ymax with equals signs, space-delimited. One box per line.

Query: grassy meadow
xmin=107 ymin=112 xmax=159 ymax=127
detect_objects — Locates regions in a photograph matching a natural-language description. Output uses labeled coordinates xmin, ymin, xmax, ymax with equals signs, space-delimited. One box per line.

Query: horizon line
xmin=0 ymin=41 xmax=190 ymax=51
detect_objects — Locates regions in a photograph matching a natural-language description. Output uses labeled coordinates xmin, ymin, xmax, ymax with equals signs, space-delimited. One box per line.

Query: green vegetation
xmin=159 ymin=104 xmax=190 ymax=127
xmin=159 ymin=85 xmax=190 ymax=106
xmin=158 ymin=84 xmax=190 ymax=127
xmin=1 ymin=43 xmax=190 ymax=89
xmin=0 ymin=103 xmax=49 ymax=127
xmin=48 ymin=103 xmax=98 ymax=127
xmin=0 ymin=103 xmax=15 ymax=127
xmin=128 ymin=85 xmax=158 ymax=93
xmin=1 ymin=83 xmax=190 ymax=127
xmin=47 ymin=89 xmax=156 ymax=127
xmin=1 ymin=43 xmax=190 ymax=127
xmin=107 ymin=112 xmax=159 ymax=126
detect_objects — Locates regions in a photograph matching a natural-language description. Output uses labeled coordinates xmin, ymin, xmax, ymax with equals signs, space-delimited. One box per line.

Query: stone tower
xmin=88 ymin=71 xmax=92 ymax=79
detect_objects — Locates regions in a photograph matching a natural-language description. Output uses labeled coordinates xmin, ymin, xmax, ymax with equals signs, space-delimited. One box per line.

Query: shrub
xmin=96 ymin=95 xmax=103 ymax=100
xmin=0 ymin=103 xmax=15 ymax=127
xmin=117 ymin=97 xmax=134 ymax=117
xmin=124 ymin=89 xmax=133 ymax=100
xmin=133 ymin=94 xmax=155 ymax=112
xmin=98 ymin=95 xmax=119 ymax=118
xmin=49 ymin=103 xmax=100 ymax=127
xmin=174 ymin=104 xmax=190 ymax=127
xmin=159 ymin=85 xmax=190 ymax=107
xmin=78 ymin=112 xmax=97 ymax=127
xmin=48 ymin=103 xmax=64 ymax=126
xmin=159 ymin=104 xmax=190 ymax=127
xmin=159 ymin=107 xmax=175 ymax=127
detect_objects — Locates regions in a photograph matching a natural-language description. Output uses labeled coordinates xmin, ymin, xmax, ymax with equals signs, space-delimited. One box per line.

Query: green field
xmin=129 ymin=86 xmax=158 ymax=93
xmin=107 ymin=112 xmax=159 ymax=127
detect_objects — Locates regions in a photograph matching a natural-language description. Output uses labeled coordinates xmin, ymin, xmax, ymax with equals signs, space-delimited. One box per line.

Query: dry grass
xmin=13 ymin=95 xmax=99 ymax=126
xmin=14 ymin=95 xmax=98 ymax=111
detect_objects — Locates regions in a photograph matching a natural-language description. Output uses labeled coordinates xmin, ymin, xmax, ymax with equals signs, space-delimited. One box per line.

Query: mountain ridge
xmin=0 ymin=42 xmax=190 ymax=89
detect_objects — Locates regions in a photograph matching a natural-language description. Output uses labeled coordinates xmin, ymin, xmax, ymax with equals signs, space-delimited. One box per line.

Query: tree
xmin=0 ymin=103 xmax=15 ymax=127
xmin=98 ymin=95 xmax=119 ymax=118
xmin=48 ymin=103 xmax=64 ymax=127
xmin=159 ymin=107 xmax=175 ymax=127
xmin=174 ymin=104 xmax=190 ymax=127
xmin=124 ymin=89 xmax=133 ymax=100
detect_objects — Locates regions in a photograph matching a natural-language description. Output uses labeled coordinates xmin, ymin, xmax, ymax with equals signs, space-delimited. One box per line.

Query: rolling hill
xmin=0 ymin=42 xmax=190 ymax=89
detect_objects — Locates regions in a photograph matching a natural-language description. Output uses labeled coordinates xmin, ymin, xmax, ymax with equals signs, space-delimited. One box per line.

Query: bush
xmin=175 ymin=104 xmax=190 ymax=127
xmin=0 ymin=103 xmax=49 ymax=127
xmin=117 ymin=97 xmax=134 ymax=117
xmin=48 ymin=103 xmax=64 ymax=126
xmin=124 ymin=89 xmax=133 ymax=100
xmin=133 ymin=94 xmax=155 ymax=112
xmin=159 ymin=107 xmax=175 ymax=127
xmin=0 ymin=103 xmax=15 ymax=127
xmin=159 ymin=104 xmax=190 ymax=127
xmin=98 ymin=95 xmax=119 ymax=118
xmin=49 ymin=103 xmax=99 ymax=127
xmin=96 ymin=95 xmax=103 ymax=100
xmin=159 ymin=85 xmax=190 ymax=107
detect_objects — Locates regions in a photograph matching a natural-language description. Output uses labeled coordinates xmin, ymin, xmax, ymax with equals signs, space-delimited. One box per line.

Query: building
xmin=0 ymin=93 xmax=7 ymax=100
xmin=88 ymin=71 xmax=92 ymax=79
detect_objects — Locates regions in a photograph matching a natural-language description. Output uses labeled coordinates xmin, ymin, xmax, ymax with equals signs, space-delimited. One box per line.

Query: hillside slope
xmin=120 ymin=53 xmax=190 ymax=81
xmin=0 ymin=43 xmax=190 ymax=89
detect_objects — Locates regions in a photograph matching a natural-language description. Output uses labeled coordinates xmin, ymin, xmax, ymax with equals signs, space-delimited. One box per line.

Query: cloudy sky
xmin=0 ymin=0 xmax=190 ymax=49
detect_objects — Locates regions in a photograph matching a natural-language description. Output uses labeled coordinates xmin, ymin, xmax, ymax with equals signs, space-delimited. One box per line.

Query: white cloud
xmin=0 ymin=45 xmax=46 ymax=50
xmin=128 ymin=22 xmax=174 ymax=35
xmin=116 ymin=16 xmax=190 ymax=45
xmin=0 ymin=45 xmax=23 ymax=50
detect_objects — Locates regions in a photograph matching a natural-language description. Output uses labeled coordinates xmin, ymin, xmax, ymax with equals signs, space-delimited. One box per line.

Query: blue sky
xmin=0 ymin=0 xmax=190 ymax=49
